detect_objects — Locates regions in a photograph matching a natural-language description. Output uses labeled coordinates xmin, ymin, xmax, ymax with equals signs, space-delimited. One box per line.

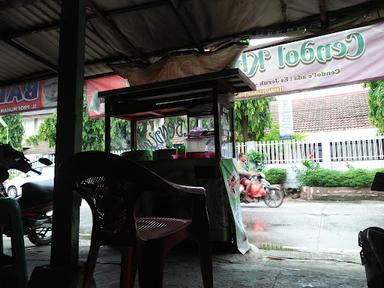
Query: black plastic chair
xmin=59 ymin=151 xmax=213 ymax=288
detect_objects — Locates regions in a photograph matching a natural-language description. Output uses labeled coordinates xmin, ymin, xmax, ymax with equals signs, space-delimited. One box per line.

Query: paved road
xmin=241 ymin=200 xmax=384 ymax=254
xmin=77 ymin=199 xmax=384 ymax=255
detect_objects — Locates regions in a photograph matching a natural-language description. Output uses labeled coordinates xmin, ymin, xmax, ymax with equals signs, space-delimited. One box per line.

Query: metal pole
xmin=131 ymin=120 xmax=137 ymax=150
xmin=213 ymin=85 xmax=222 ymax=159
xmin=105 ymin=100 xmax=111 ymax=153
xmin=50 ymin=0 xmax=85 ymax=266
xmin=230 ymin=105 xmax=236 ymax=158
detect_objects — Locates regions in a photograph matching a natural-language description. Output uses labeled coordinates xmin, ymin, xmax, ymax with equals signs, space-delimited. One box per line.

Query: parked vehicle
xmin=4 ymin=165 xmax=54 ymax=198
xmin=0 ymin=144 xmax=54 ymax=246
xmin=359 ymin=172 xmax=384 ymax=287
xmin=239 ymin=172 xmax=284 ymax=208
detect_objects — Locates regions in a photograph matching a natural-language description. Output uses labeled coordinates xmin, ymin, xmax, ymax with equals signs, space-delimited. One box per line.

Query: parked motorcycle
xmin=239 ymin=172 xmax=284 ymax=208
xmin=358 ymin=172 xmax=384 ymax=287
xmin=0 ymin=144 xmax=53 ymax=246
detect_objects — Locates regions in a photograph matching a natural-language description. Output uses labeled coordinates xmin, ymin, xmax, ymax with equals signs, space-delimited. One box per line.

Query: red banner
xmin=85 ymin=75 xmax=128 ymax=118
xmin=0 ymin=75 xmax=128 ymax=118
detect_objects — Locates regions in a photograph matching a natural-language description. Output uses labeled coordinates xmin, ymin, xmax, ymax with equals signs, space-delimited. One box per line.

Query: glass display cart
xmin=99 ymin=69 xmax=255 ymax=252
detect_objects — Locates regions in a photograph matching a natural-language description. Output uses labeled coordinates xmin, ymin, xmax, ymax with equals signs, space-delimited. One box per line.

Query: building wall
xmin=21 ymin=109 xmax=55 ymax=144
xmin=305 ymin=128 xmax=379 ymax=142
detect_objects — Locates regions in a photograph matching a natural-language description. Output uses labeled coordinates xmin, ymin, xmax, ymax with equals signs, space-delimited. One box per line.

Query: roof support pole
xmin=50 ymin=0 xmax=85 ymax=267
xmin=27 ymin=1 xmax=85 ymax=286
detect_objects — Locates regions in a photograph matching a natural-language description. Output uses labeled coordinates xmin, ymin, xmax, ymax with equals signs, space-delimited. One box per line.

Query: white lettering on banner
xmin=0 ymin=82 xmax=39 ymax=104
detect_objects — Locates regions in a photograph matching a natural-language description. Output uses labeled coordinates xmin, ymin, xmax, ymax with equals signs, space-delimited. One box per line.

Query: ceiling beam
xmin=1 ymin=0 xmax=172 ymax=40
xmin=0 ymin=56 xmax=118 ymax=87
xmin=168 ymin=0 xmax=203 ymax=51
xmin=319 ymin=0 xmax=328 ymax=31
xmin=85 ymin=0 xmax=146 ymax=61
xmin=279 ymin=0 xmax=288 ymax=23
xmin=1 ymin=0 xmax=381 ymax=51
xmin=4 ymin=39 xmax=58 ymax=72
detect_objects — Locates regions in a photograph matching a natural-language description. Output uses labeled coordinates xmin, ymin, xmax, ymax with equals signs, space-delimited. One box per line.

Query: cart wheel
xmin=263 ymin=187 xmax=284 ymax=208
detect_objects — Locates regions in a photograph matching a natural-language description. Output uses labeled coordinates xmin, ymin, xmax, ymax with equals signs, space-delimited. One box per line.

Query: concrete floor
xmin=14 ymin=239 xmax=367 ymax=288
xmin=4 ymin=199 xmax=378 ymax=287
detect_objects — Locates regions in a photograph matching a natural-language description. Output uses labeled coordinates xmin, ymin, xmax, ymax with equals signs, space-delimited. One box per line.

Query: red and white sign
xmin=0 ymin=78 xmax=57 ymax=115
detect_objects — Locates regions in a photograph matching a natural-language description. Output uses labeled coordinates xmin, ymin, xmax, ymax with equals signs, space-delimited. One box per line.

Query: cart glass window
xmin=110 ymin=118 xmax=131 ymax=151
xmin=187 ymin=115 xmax=215 ymax=155
xmin=221 ymin=106 xmax=234 ymax=159
xmin=137 ymin=116 xmax=187 ymax=150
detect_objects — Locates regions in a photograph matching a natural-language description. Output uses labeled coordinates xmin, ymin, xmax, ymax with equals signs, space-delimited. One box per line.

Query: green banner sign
xmin=220 ymin=159 xmax=250 ymax=254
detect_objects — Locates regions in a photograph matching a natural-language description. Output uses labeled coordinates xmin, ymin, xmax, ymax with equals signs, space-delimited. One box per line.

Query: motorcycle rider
xmin=236 ymin=153 xmax=267 ymax=202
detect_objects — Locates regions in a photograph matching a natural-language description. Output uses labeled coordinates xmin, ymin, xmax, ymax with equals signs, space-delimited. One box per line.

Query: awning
xmin=0 ymin=0 xmax=382 ymax=87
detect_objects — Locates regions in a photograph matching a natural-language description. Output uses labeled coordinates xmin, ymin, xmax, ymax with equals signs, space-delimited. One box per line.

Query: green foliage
xmin=293 ymin=132 xmax=307 ymax=141
xmin=234 ymin=98 xmax=272 ymax=142
xmin=82 ymin=99 xmax=105 ymax=151
xmin=0 ymin=115 xmax=24 ymax=149
xmin=110 ymin=118 xmax=130 ymax=150
xmin=137 ymin=121 xmax=149 ymax=147
xmin=367 ymin=80 xmax=384 ymax=132
xmin=165 ymin=139 xmax=174 ymax=149
xmin=37 ymin=97 xmax=131 ymax=151
xmin=299 ymin=167 xmax=384 ymax=188
xmin=26 ymin=135 xmax=39 ymax=146
xmin=38 ymin=112 xmax=57 ymax=147
xmin=262 ymin=122 xmax=307 ymax=141
xmin=176 ymin=144 xmax=185 ymax=154
xmin=263 ymin=168 xmax=287 ymax=184
xmin=261 ymin=122 xmax=280 ymax=141
xmin=302 ymin=159 xmax=320 ymax=170
xmin=246 ymin=150 xmax=265 ymax=171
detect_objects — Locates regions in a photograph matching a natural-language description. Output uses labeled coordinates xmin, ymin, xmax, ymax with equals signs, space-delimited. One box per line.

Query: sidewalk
xmin=19 ymin=239 xmax=367 ymax=288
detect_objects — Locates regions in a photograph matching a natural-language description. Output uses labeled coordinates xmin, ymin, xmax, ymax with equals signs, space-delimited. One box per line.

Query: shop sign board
xmin=236 ymin=22 xmax=384 ymax=99
xmin=0 ymin=78 xmax=57 ymax=115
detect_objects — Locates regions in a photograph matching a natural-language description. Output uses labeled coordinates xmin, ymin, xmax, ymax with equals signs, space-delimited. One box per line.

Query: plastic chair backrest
xmin=60 ymin=151 xmax=159 ymax=244
xmin=0 ymin=197 xmax=28 ymax=288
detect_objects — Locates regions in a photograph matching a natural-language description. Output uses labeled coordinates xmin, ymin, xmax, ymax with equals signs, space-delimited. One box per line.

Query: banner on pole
xmin=236 ymin=22 xmax=384 ymax=99
xmin=219 ymin=159 xmax=250 ymax=254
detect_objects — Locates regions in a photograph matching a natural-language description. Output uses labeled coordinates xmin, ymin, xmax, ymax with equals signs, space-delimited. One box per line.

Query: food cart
xmin=99 ymin=69 xmax=255 ymax=252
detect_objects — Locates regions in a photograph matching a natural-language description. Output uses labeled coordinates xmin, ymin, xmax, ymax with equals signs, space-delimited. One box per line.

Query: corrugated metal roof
xmin=0 ymin=41 xmax=48 ymax=80
xmin=0 ymin=0 xmax=382 ymax=87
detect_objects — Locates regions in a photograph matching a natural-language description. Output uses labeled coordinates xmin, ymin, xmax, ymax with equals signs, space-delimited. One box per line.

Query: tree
xmin=38 ymin=112 xmax=57 ymax=147
xmin=0 ymin=114 xmax=24 ymax=149
xmin=234 ymin=98 xmax=272 ymax=142
xmin=37 ymin=97 xmax=131 ymax=151
xmin=367 ymin=80 xmax=384 ymax=133
xmin=82 ymin=100 xmax=105 ymax=151
xmin=262 ymin=122 xmax=307 ymax=141
xmin=110 ymin=118 xmax=130 ymax=150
